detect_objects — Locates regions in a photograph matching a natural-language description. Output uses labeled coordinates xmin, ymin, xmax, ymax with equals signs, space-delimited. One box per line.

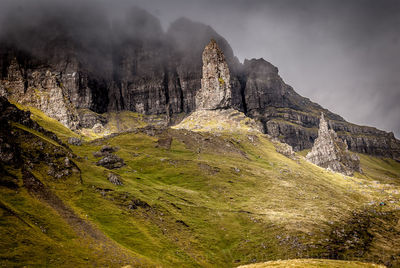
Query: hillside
xmin=1 ymin=98 xmax=400 ymax=267
xmin=239 ymin=259 xmax=385 ymax=268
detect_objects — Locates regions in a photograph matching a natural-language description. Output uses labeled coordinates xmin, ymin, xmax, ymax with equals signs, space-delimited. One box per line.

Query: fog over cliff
xmin=1 ymin=0 xmax=399 ymax=137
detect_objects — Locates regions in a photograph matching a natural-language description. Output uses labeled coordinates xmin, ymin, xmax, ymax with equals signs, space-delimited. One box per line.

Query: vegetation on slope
xmin=238 ymin=258 xmax=385 ymax=268
xmin=1 ymin=104 xmax=400 ymax=267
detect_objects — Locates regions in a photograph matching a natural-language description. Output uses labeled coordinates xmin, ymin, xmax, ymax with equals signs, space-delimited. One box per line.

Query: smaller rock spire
xmin=318 ymin=112 xmax=328 ymax=134
xmin=306 ymin=113 xmax=361 ymax=176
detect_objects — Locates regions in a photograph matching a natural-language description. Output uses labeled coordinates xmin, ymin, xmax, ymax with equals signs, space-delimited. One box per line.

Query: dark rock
xmin=128 ymin=198 xmax=150 ymax=210
xmin=100 ymin=145 xmax=118 ymax=154
xmin=92 ymin=145 xmax=118 ymax=158
xmin=0 ymin=96 xmax=65 ymax=146
xmin=78 ymin=109 xmax=107 ymax=129
xmin=96 ymin=154 xmax=125 ymax=169
xmin=0 ymin=5 xmax=398 ymax=159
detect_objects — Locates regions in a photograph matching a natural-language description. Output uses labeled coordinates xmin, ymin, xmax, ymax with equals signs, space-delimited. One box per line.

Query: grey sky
xmin=1 ymin=0 xmax=399 ymax=137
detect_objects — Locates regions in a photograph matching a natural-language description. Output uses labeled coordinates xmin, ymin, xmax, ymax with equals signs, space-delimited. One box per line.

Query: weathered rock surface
xmin=306 ymin=113 xmax=361 ymax=176
xmin=67 ymin=137 xmax=82 ymax=146
xmin=0 ymin=5 xmax=399 ymax=159
xmin=0 ymin=58 xmax=80 ymax=129
xmin=0 ymin=96 xmax=79 ymax=185
xmin=96 ymin=154 xmax=125 ymax=170
xmin=107 ymin=173 xmax=123 ymax=186
xmin=241 ymin=58 xmax=400 ymax=159
xmin=77 ymin=109 xmax=107 ymax=129
xmin=195 ymin=39 xmax=231 ymax=110
xmin=272 ymin=139 xmax=297 ymax=160
xmin=0 ymin=96 xmax=65 ymax=147
xmin=94 ymin=145 xmax=124 ymax=169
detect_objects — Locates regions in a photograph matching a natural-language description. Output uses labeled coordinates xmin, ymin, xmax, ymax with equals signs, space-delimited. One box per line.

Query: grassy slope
xmin=238 ymin=259 xmax=385 ymax=268
xmin=1 ymin=107 xmax=400 ymax=267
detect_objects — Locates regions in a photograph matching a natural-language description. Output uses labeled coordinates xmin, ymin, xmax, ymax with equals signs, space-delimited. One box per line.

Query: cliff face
xmin=0 ymin=6 xmax=399 ymax=159
xmin=240 ymin=58 xmax=400 ymax=159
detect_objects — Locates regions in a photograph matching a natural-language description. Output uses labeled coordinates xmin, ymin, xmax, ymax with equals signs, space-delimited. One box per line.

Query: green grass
xmin=11 ymin=102 xmax=80 ymax=142
xmin=239 ymin=259 xmax=385 ymax=267
xmin=1 ymin=106 xmax=400 ymax=267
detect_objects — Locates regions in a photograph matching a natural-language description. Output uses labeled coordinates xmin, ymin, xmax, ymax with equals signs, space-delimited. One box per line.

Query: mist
xmin=1 ymin=0 xmax=399 ymax=137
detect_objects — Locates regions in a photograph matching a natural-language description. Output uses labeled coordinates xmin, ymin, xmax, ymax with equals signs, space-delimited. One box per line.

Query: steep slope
xmin=1 ymin=98 xmax=400 ymax=267
xmin=240 ymin=58 xmax=400 ymax=158
xmin=0 ymin=97 xmax=150 ymax=266
xmin=239 ymin=259 xmax=385 ymax=268
xmin=0 ymin=4 xmax=398 ymax=158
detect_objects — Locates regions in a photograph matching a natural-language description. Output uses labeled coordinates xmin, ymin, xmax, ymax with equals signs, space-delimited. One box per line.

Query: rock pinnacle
xmin=195 ymin=39 xmax=232 ymax=110
xmin=306 ymin=113 xmax=361 ymax=176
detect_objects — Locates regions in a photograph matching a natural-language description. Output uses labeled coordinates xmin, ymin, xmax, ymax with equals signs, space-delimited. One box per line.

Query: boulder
xmin=96 ymin=154 xmax=125 ymax=169
xmin=107 ymin=173 xmax=123 ymax=185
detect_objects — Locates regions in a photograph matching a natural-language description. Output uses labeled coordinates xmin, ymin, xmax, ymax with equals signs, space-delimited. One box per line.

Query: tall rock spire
xmin=306 ymin=113 xmax=361 ymax=176
xmin=195 ymin=39 xmax=232 ymax=110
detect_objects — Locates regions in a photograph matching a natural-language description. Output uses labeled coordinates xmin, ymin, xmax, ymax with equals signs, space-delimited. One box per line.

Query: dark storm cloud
xmin=1 ymin=0 xmax=399 ymax=137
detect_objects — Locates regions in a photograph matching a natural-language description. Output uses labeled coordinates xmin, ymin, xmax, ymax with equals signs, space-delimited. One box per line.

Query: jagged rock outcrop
xmin=93 ymin=145 xmax=125 ymax=169
xmin=0 ymin=4 xmax=399 ymax=159
xmin=166 ymin=17 xmax=243 ymax=113
xmin=0 ymin=58 xmax=80 ymax=129
xmin=195 ymin=39 xmax=231 ymax=110
xmin=0 ymin=96 xmax=79 ymax=186
xmin=306 ymin=113 xmax=361 ymax=176
xmin=272 ymin=138 xmax=298 ymax=160
xmin=176 ymin=40 xmax=261 ymax=133
xmin=107 ymin=172 xmax=123 ymax=186
xmin=0 ymin=96 xmax=65 ymax=147
xmin=241 ymin=58 xmax=400 ymax=159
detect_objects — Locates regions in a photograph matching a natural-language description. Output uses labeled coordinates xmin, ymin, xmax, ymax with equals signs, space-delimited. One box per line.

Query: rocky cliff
xmin=176 ymin=39 xmax=261 ymax=133
xmin=306 ymin=113 xmax=361 ymax=176
xmin=0 ymin=5 xmax=399 ymax=159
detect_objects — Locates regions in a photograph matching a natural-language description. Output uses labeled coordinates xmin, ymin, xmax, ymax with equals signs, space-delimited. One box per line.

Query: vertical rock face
xmin=0 ymin=4 xmax=398 ymax=159
xmin=167 ymin=18 xmax=243 ymax=113
xmin=195 ymin=40 xmax=231 ymax=110
xmin=306 ymin=113 xmax=361 ymax=176
xmin=0 ymin=57 xmax=80 ymax=129
xmin=242 ymin=59 xmax=287 ymax=111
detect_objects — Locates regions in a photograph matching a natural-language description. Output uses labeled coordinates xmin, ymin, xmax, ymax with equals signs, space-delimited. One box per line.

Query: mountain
xmin=1 ymin=96 xmax=400 ymax=267
xmin=1 ymin=5 xmax=400 ymax=266
xmin=0 ymin=5 xmax=398 ymax=160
